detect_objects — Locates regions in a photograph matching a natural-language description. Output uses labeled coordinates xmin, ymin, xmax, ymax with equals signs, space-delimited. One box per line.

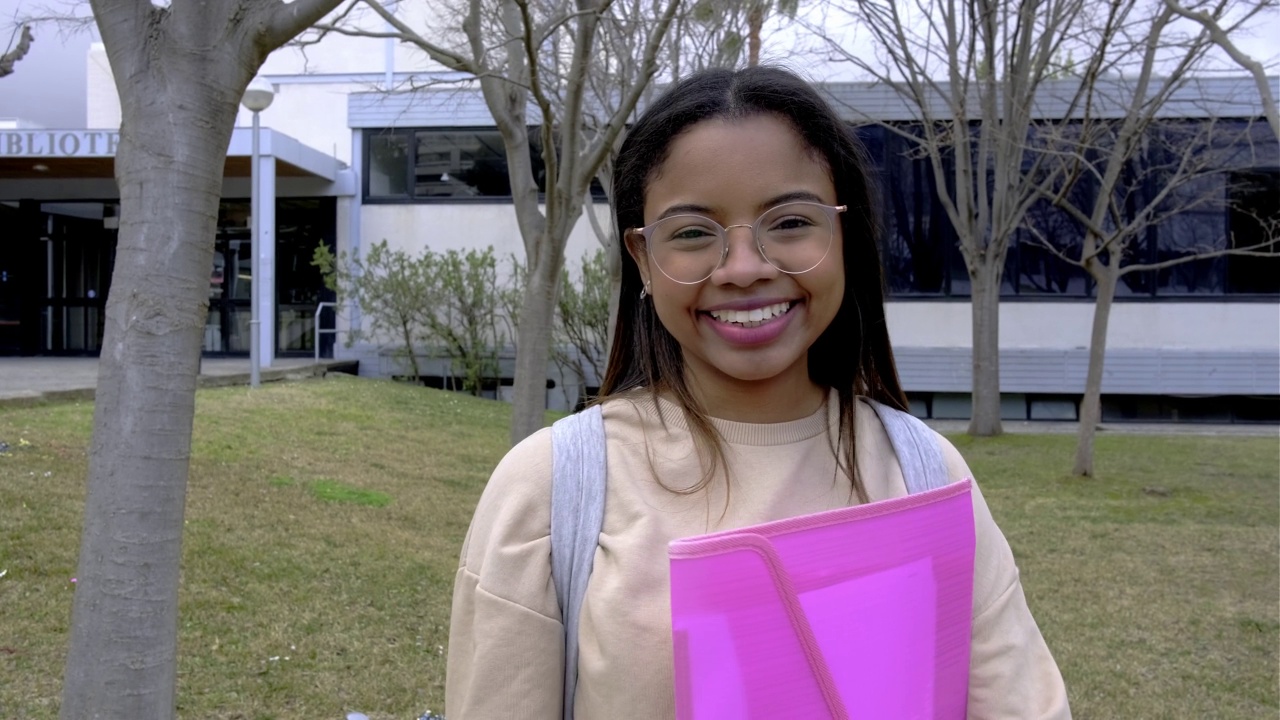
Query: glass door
xmin=0 ymin=202 xmax=31 ymax=354
xmin=40 ymin=203 xmax=116 ymax=354
xmin=205 ymin=206 xmax=253 ymax=355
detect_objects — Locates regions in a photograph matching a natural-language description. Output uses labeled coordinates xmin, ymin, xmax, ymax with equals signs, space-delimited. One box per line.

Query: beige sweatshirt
xmin=446 ymin=393 xmax=1071 ymax=719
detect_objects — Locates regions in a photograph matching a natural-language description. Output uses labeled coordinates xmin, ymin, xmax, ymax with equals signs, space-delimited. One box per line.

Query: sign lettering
xmin=0 ymin=131 xmax=121 ymax=158
xmin=58 ymin=133 xmax=80 ymax=155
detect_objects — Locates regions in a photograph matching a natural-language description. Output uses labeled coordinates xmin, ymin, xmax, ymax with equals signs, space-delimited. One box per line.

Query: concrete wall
xmin=360 ymin=202 xmax=608 ymax=260
xmin=231 ymin=83 xmax=364 ymax=166
xmin=85 ymin=45 xmax=117 ymax=128
xmin=886 ymin=301 xmax=1280 ymax=351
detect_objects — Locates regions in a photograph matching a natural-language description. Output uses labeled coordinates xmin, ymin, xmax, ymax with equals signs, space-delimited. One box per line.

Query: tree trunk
xmin=61 ymin=82 xmax=239 ymax=717
xmin=1074 ymin=266 xmax=1117 ymax=476
xmin=747 ymin=4 xmax=763 ymax=67
xmin=968 ymin=261 xmax=1004 ymax=436
xmin=510 ymin=231 xmax=567 ymax=444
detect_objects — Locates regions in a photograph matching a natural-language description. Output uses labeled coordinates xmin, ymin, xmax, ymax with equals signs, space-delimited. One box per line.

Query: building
xmin=0 ymin=127 xmax=349 ymax=366
xmin=0 ymin=33 xmax=1275 ymax=421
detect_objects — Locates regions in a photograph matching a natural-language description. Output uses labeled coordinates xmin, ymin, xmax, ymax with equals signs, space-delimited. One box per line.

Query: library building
xmin=0 ymin=37 xmax=1276 ymax=421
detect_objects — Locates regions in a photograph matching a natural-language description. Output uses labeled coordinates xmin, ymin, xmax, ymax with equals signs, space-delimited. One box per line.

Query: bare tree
xmin=1024 ymin=0 xmax=1278 ymax=475
xmin=0 ymin=24 xmax=33 ymax=77
xmin=670 ymin=0 xmax=754 ymax=72
xmin=316 ymin=0 xmax=680 ymax=444
xmin=820 ymin=0 xmax=1095 ymax=435
xmin=745 ymin=0 xmax=799 ymax=66
xmin=60 ymin=0 xmax=342 ymax=715
xmin=1164 ymin=0 xmax=1280 ymax=139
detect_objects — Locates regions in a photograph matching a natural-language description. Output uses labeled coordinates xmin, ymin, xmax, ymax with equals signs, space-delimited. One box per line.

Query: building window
xmin=364 ymin=127 xmax=609 ymax=202
xmin=857 ymin=118 xmax=1278 ymax=300
xmin=368 ymin=133 xmax=410 ymax=196
xmin=413 ymin=129 xmax=511 ymax=198
xmin=1226 ymin=170 xmax=1280 ymax=294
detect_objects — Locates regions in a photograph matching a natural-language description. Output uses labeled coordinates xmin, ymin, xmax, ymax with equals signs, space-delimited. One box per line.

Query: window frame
xmin=362 ymin=127 xmax=611 ymax=205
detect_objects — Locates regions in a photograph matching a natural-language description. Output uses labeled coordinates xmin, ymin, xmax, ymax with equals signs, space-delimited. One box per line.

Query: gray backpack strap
xmin=549 ymin=404 xmax=607 ymax=720
xmin=867 ymin=399 xmax=949 ymax=493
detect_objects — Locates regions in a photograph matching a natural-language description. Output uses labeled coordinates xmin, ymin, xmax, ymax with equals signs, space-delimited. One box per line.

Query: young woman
xmin=446 ymin=67 xmax=1070 ymax=719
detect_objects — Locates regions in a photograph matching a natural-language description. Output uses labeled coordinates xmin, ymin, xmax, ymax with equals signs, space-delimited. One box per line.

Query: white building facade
xmin=0 ymin=29 xmax=1274 ymax=421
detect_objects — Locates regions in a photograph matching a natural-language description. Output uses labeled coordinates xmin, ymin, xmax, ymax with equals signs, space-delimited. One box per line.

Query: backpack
xmin=548 ymin=399 xmax=948 ymax=720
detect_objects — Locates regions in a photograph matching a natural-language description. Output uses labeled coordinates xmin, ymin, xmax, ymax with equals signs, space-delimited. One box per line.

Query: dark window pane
xmin=859 ymin=124 xmax=953 ymax=295
xmin=368 ymin=133 xmax=410 ymax=197
xmin=1154 ymin=209 xmax=1226 ymax=295
xmin=1013 ymin=239 xmax=1091 ymax=295
xmin=1226 ymin=170 xmax=1280 ymax=294
xmin=1144 ymin=124 xmax=1233 ymax=296
xmin=588 ymin=177 xmax=609 ymax=202
xmin=414 ymin=130 xmax=510 ymax=198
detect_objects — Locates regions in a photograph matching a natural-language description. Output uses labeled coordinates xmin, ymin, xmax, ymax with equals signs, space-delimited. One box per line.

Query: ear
xmin=623 ymin=229 xmax=651 ymax=287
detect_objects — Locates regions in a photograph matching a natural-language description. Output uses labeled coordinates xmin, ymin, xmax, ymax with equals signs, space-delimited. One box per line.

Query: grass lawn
xmin=1 ymin=375 xmax=1276 ymax=718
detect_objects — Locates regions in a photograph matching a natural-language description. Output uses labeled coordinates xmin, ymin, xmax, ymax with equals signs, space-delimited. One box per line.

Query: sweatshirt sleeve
xmin=445 ymin=428 xmax=564 ymax=720
xmin=936 ymin=432 xmax=1073 ymax=719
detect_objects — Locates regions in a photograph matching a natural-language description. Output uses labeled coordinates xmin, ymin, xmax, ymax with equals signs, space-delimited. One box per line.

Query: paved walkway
xmin=925 ymin=418 xmax=1278 ymax=438
xmin=0 ymin=357 xmax=355 ymax=405
xmin=0 ymin=357 xmax=1275 ymax=437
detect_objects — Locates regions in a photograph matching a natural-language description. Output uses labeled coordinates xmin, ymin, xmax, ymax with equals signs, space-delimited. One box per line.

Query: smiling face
xmin=627 ymin=114 xmax=845 ymax=417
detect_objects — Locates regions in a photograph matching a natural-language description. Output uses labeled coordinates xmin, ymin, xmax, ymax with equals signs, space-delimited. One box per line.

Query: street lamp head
xmin=241 ymin=77 xmax=275 ymax=113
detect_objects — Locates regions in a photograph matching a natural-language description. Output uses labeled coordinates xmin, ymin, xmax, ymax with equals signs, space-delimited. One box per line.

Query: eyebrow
xmin=655 ymin=203 xmax=715 ymax=220
xmin=653 ymin=190 xmax=829 ymax=222
xmin=761 ymin=190 xmax=827 ymax=208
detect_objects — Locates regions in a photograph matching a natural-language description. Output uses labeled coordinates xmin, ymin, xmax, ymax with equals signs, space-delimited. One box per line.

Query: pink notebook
xmin=668 ymin=479 xmax=975 ymax=719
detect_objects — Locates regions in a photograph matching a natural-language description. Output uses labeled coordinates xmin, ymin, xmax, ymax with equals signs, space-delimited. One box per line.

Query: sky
xmin=0 ymin=0 xmax=94 ymax=127
xmin=0 ymin=0 xmax=1276 ymax=129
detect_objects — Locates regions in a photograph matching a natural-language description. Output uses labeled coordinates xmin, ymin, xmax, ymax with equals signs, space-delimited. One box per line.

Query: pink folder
xmin=668 ymin=480 xmax=975 ymax=719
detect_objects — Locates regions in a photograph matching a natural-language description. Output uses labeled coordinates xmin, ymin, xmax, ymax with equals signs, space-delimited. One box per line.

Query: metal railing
xmin=314 ymin=301 xmax=339 ymax=363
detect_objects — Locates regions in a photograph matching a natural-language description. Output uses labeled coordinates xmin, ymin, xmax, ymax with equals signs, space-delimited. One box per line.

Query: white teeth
xmin=708 ymin=302 xmax=793 ymax=327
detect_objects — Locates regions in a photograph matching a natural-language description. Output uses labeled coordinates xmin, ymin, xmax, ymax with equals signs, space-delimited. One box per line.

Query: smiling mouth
xmin=704 ymin=301 xmax=797 ymax=328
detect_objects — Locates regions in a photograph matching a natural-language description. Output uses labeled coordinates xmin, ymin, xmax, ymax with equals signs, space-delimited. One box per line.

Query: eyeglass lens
xmin=647 ymin=202 xmax=836 ymax=284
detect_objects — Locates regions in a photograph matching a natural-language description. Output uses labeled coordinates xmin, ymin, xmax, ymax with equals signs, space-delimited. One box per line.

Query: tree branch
xmin=555 ymin=0 xmax=616 ymax=201
xmin=358 ymin=0 xmax=482 ymax=74
xmin=1119 ymin=234 xmax=1279 ymax=275
xmin=1022 ymin=224 xmax=1089 ymax=269
xmin=581 ymin=0 xmax=680 ymax=177
xmin=1164 ymin=0 xmax=1279 ymax=139
xmin=265 ymin=0 xmax=345 ymax=50
xmin=513 ymin=0 xmax=559 ymax=203
xmin=0 ymin=24 xmax=33 ymax=78
xmin=89 ymin=0 xmax=161 ymax=73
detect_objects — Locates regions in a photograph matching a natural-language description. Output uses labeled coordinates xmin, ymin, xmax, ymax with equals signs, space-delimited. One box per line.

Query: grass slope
xmin=0 ymin=375 xmax=1276 ymax=718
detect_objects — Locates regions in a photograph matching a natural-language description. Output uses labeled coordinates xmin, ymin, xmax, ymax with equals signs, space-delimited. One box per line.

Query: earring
xmin=639 ymin=282 xmax=650 ymax=300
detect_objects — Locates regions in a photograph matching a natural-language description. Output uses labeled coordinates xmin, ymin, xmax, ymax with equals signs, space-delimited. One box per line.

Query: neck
xmin=684 ymin=370 xmax=827 ymax=423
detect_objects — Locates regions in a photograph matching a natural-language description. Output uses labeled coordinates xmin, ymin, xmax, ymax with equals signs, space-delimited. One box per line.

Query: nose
xmin=710 ymin=224 xmax=777 ymax=287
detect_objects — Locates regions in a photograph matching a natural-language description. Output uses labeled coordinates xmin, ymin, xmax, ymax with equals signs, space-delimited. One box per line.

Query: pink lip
xmin=701 ymin=302 xmax=800 ymax=346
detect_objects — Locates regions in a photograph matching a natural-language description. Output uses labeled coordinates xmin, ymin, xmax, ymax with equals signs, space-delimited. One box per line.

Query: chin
xmin=704 ymin=355 xmax=808 ymax=386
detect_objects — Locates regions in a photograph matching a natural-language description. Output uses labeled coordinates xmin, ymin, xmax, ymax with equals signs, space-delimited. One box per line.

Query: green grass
xmin=308 ymin=478 xmax=393 ymax=507
xmin=0 ymin=375 xmax=1276 ymax=718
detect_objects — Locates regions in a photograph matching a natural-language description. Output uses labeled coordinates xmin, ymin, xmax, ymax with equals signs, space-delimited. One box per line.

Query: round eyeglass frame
xmin=627 ymin=202 xmax=847 ymax=285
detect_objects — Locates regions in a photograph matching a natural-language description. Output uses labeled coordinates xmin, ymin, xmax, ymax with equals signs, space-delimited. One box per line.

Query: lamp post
xmin=241 ymin=76 xmax=275 ymax=388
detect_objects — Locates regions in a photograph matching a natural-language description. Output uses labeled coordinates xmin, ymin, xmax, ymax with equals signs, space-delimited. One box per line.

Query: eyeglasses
xmin=628 ymin=202 xmax=846 ymax=285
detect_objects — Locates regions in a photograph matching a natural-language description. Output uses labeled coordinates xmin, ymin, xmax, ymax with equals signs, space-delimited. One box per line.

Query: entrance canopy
xmin=0 ymin=128 xmax=351 ymax=361
xmin=0 ymin=128 xmax=351 ymax=187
